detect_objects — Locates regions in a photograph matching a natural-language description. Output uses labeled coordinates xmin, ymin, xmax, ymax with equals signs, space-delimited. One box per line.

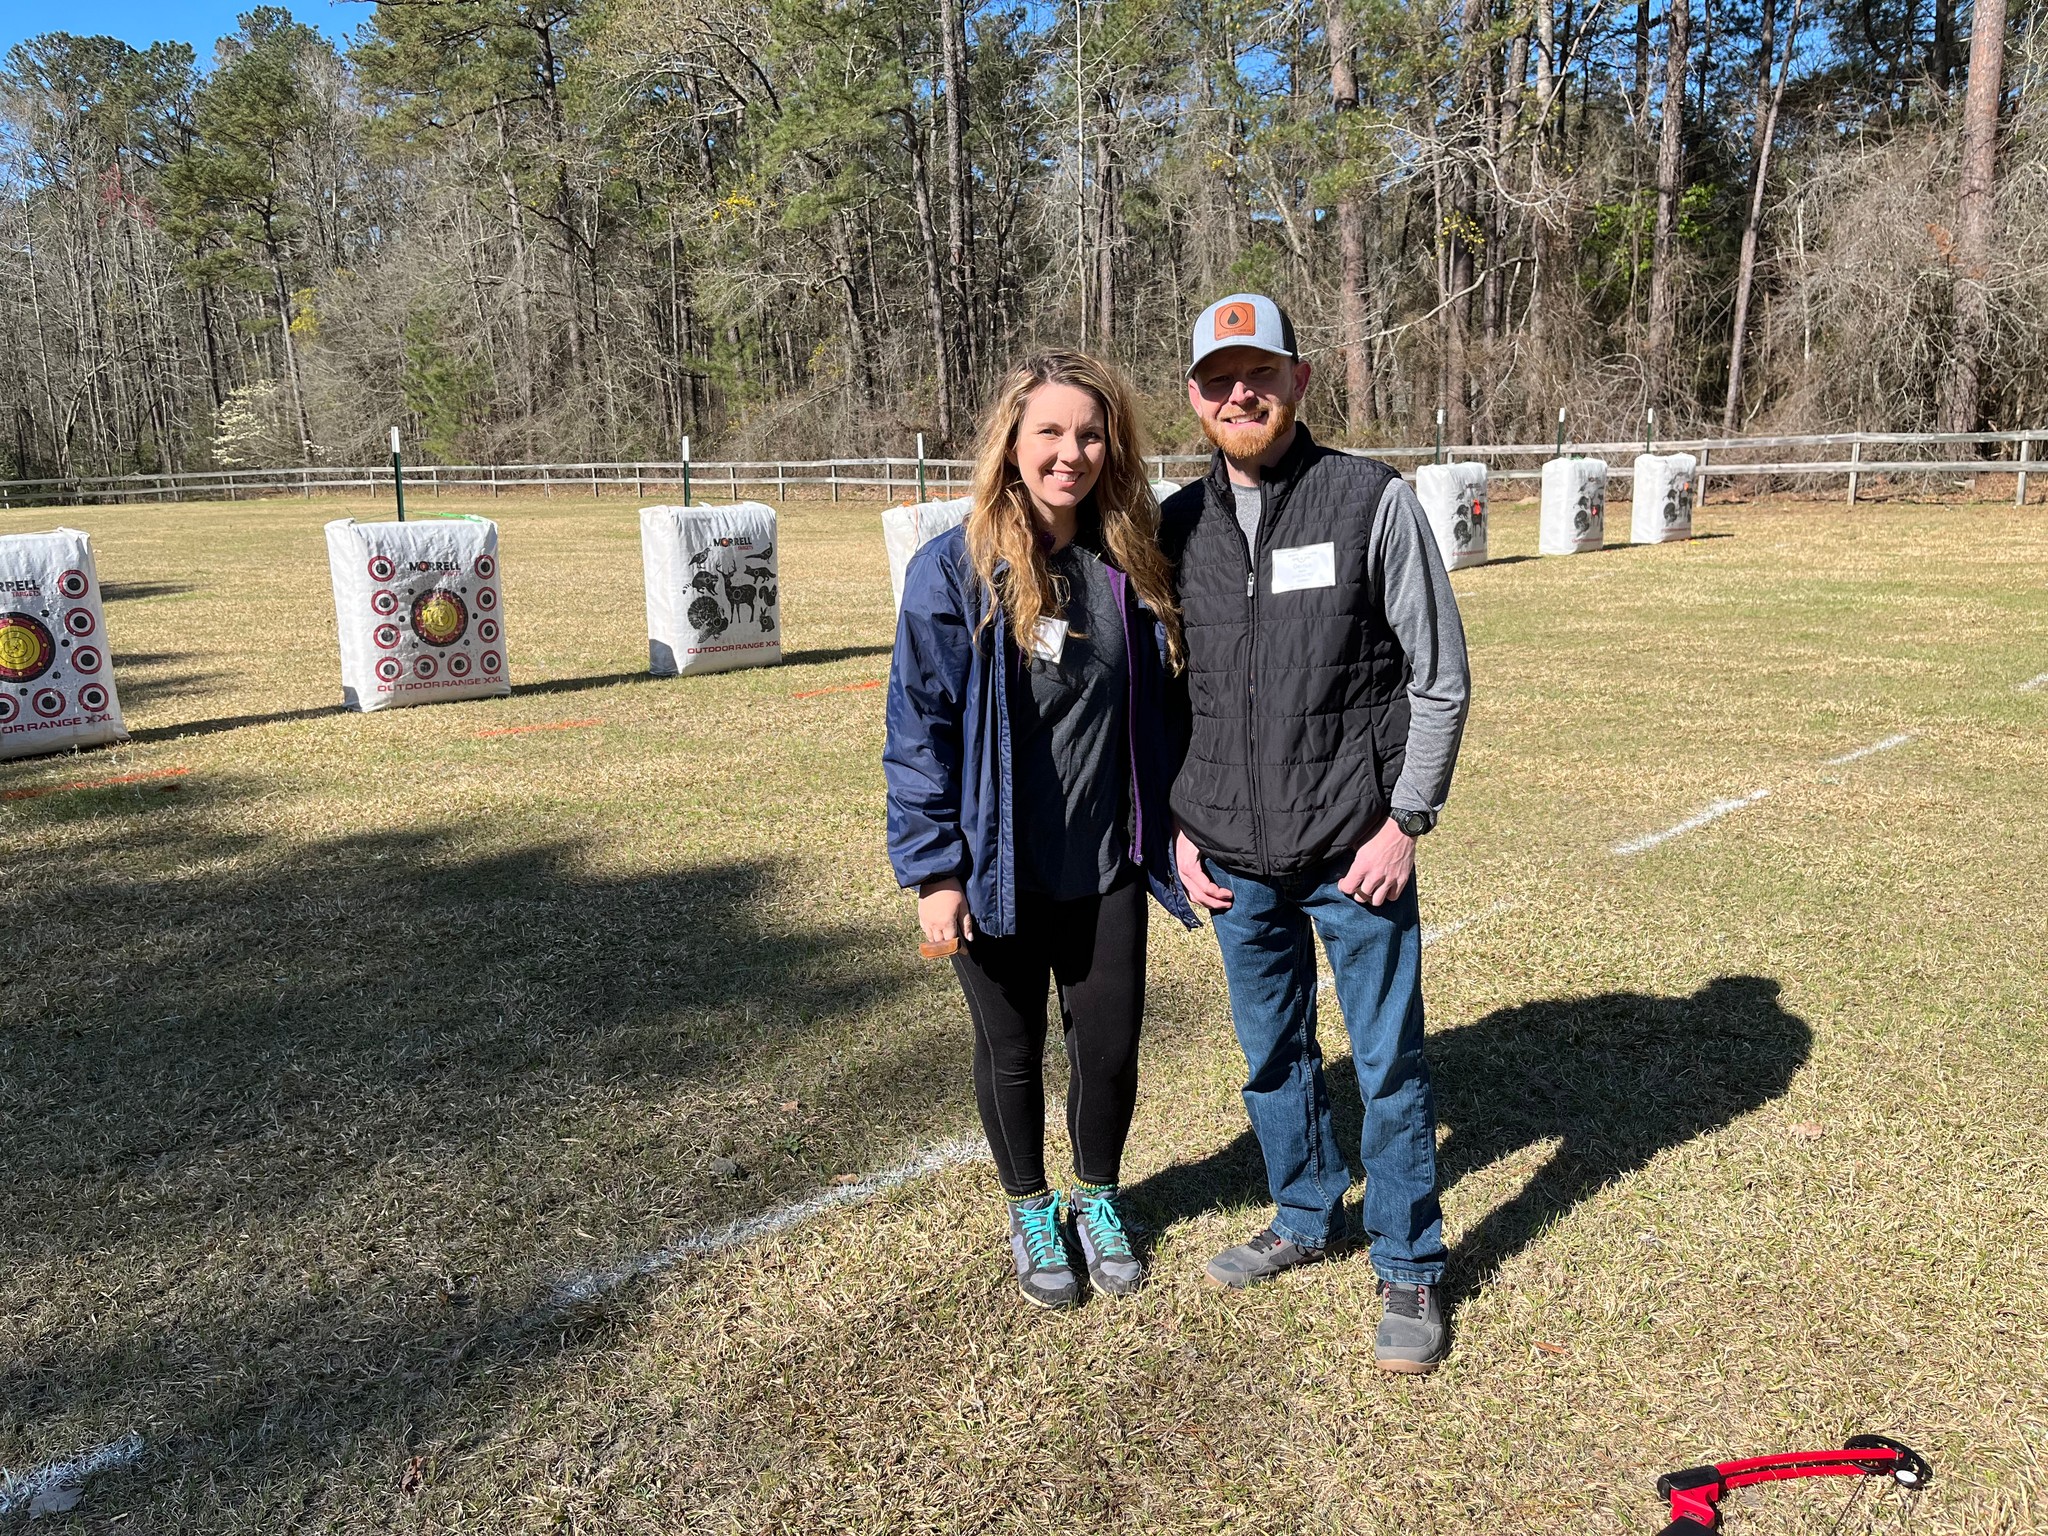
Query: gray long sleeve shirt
xmin=1231 ymin=477 xmax=1469 ymax=816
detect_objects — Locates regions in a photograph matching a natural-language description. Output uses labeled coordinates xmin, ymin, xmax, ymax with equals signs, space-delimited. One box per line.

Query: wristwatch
xmin=1391 ymin=807 xmax=1436 ymax=838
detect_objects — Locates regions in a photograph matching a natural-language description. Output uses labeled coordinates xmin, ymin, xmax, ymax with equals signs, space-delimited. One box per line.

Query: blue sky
xmin=1 ymin=0 xmax=372 ymax=64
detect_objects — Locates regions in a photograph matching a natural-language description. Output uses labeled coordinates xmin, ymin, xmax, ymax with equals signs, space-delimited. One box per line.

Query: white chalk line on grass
xmin=0 ymin=1431 xmax=144 ymax=1517
xmin=2019 ymin=672 xmax=2048 ymax=693
xmin=1823 ymin=731 xmax=1916 ymax=766
xmin=1611 ymin=788 xmax=1772 ymax=856
xmin=550 ymin=1135 xmax=988 ymax=1305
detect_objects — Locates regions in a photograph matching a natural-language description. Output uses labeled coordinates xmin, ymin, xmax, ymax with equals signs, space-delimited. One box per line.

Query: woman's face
xmin=1008 ymin=381 xmax=1107 ymax=521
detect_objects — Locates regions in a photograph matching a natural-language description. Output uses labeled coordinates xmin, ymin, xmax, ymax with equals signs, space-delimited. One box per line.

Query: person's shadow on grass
xmin=1126 ymin=975 xmax=1810 ymax=1296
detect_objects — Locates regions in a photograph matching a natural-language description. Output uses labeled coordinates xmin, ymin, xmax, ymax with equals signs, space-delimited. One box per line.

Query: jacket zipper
xmin=1242 ymin=477 xmax=1267 ymax=877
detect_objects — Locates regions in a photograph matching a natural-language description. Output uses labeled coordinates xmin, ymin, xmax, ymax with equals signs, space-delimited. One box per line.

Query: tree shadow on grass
xmin=102 ymin=581 xmax=197 ymax=602
xmin=1126 ymin=976 xmax=1809 ymax=1296
xmin=780 ymin=643 xmax=894 ymax=667
xmin=126 ymin=702 xmax=347 ymax=744
xmin=0 ymin=812 xmax=970 ymax=1516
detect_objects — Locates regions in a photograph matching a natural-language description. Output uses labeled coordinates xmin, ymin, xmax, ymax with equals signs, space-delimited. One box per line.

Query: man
xmin=1158 ymin=293 xmax=1470 ymax=1374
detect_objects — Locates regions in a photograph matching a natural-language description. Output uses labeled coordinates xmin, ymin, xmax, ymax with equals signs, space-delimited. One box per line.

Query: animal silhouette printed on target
xmin=0 ymin=526 xmax=126 ymax=760
xmin=641 ymin=502 xmax=781 ymax=675
xmin=1540 ymin=457 xmax=1609 ymax=555
xmin=882 ymin=496 xmax=971 ymax=614
xmin=1631 ymin=452 xmax=1698 ymax=544
xmin=324 ymin=516 xmax=510 ymax=710
xmin=1416 ymin=461 xmax=1489 ymax=570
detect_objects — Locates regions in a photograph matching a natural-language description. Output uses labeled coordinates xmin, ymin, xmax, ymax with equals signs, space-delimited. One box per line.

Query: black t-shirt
xmin=1009 ymin=527 xmax=1130 ymax=900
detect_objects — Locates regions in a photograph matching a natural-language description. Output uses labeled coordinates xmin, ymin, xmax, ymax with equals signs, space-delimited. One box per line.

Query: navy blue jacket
xmin=884 ymin=524 xmax=1199 ymax=937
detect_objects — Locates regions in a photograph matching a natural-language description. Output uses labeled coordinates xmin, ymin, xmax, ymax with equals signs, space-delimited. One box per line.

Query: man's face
xmin=1188 ymin=347 xmax=1311 ymax=460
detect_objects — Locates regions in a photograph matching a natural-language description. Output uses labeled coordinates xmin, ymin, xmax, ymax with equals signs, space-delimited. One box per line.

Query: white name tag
xmin=1029 ymin=616 xmax=1068 ymax=662
xmin=1270 ymin=542 xmax=1337 ymax=593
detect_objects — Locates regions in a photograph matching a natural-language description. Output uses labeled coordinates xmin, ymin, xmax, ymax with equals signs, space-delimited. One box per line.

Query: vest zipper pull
xmin=1246 ymin=571 xmax=1255 ymax=598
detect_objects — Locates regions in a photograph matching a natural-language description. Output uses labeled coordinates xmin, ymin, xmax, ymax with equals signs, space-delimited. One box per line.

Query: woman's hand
xmin=918 ymin=877 xmax=975 ymax=945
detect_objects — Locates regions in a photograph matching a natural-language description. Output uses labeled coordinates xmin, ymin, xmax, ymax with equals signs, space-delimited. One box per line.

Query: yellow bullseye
xmin=0 ymin=626 xmax=39 ymax=672
xmin=416 ymin=593 xmax=463 ymax=644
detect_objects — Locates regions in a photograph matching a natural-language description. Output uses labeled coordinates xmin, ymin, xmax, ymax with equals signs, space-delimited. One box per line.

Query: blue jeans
xmin=1207 ymin=858 xmax=1446 ymax=1283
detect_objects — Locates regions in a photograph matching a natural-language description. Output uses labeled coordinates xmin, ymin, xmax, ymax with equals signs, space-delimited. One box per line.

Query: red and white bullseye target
xmin=326 ymin=517 xmax=509 ymax=711
xmin=480 ymin=651 xmax=500 ymax=674
xmin=0 ymin=528 xmax=124 ymax=759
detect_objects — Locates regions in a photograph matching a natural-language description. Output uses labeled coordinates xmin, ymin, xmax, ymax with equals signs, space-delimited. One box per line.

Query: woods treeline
xmin=2 ymin=0 xmax=2045 ymax=478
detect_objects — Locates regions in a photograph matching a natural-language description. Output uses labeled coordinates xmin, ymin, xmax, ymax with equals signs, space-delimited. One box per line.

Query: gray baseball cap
xmin=1188 ymin=293 xmax=1299 ymax=376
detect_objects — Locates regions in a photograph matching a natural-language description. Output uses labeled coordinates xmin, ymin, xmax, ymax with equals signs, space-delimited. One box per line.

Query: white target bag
xmin=1149 ymin=478 xmax=1182 ymax=503
xmin=643 ymin=502 xmax=781 ymax=676
xmin=0 ymin=527 xmax=126 ymax=759
xmin=1540 ymin=458 xmax=1608 ymax=555
xmin=1416 ymin=462 xmax=1489 ymax=570
xmin=1631 ymin=453 xmax=1698 ymax=543
xmin=326 ymin=516 xmax=510 ymax=711
xmin=882 ymin=496 xmax=970 ymax=613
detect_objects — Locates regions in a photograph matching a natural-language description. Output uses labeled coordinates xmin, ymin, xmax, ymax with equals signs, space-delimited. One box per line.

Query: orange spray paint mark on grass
xmin=474 ymin=718 xmax=603 ymax=739
xmin=2 ymin=766 xmax=191 ymax=802
xmin=792 ymin=680 xmax=882 ymax=700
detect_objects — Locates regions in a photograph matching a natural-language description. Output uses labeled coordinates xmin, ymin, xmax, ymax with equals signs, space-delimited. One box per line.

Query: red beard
xmin=1201 ymin=398 xmax=1297 ymax=459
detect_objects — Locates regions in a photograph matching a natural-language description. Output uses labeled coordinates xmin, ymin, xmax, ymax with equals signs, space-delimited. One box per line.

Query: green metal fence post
xmin=390 ymin=427 xmax=407 ymax=522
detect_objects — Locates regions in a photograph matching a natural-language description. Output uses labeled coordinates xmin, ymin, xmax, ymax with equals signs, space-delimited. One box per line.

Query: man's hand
xmin=1175 ymin=828 xmax=1233 ymax=911
xmin=917 ymin=877 xmax=975 ymax=945
xmin=1338 ymin=818 xmax=1417 ymax=907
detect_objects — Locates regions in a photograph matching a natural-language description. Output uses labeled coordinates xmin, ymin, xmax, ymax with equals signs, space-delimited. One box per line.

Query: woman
xmin=884 ymin=351 xmax=1197 ymax=1310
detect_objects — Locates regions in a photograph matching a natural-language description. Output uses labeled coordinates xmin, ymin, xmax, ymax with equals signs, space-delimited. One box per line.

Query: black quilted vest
xmin=1159 ymin=427 xmax=1410 ymax=880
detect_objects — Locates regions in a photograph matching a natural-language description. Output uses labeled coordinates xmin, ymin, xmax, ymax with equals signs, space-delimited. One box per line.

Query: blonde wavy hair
xmin=964 ymin=350 xmax=1184 ymax=671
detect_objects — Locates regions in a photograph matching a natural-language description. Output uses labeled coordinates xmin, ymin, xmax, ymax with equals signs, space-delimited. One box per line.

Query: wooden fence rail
xmin=1 ymin=430 xmax=2039 ymax=509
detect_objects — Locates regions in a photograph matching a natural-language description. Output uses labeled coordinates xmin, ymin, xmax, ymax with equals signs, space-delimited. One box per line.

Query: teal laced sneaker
xmin=1008 ymin=1193 xmax=1080 ymax=1310
xmin=1069 ymin=1184 xmax=1145 ymax=1296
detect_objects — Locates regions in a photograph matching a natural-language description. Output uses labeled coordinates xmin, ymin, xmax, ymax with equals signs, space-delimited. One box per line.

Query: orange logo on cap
xmin=1214 ymin=303 xmax=1257 ymax=339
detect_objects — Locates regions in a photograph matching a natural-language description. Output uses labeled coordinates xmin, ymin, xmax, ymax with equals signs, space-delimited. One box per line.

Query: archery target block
xmin=326 ymin=517 xmax=510 ymax=711
xmin=1541 ymin=458 xmax=1608 ymax=555
xmin=1416 ymin=461 xmax=1489 ymax=570
xmin=883 ymin=496 xmax=971 ymax=613
xmin=1149 ymin=478 xmax=1181 ymax=503
xmin=0 ymin=527 xmax=126 ymax=760
xmin=1631 ymin=453 xmax=1698 ymax=543
xmin=642 ymin=502 xmax=781 ymax=676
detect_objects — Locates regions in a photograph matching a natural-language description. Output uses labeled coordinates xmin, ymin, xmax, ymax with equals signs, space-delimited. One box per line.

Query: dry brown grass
xmin=1 ymin=492 xmax=2044 ymax=1533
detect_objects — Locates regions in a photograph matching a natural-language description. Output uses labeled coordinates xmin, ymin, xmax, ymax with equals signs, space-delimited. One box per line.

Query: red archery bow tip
xmin=1653 ymin=1436 xmax=1930 ymax=1533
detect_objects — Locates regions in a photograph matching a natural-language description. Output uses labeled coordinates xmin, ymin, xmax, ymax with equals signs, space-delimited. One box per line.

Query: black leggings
xmin=952 ymin=873 xmax=1148 ymax=1196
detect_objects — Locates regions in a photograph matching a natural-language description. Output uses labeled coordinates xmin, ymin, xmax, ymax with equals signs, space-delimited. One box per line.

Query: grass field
xmin=2 ymin=488 xmax=2044 ymax=1534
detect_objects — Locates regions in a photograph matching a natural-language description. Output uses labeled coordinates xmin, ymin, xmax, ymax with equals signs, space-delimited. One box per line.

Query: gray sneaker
xmin=1008 ymin=1194 xmax=1080 ymax=1310
xmin=1375 ymin=1280 xmax=1446 ymax=1373
xmin=1070 ymin=1186 xmax=1144 ymax=1296
xmin=1204 ymin=1224 xmax=1326 ymax=1289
